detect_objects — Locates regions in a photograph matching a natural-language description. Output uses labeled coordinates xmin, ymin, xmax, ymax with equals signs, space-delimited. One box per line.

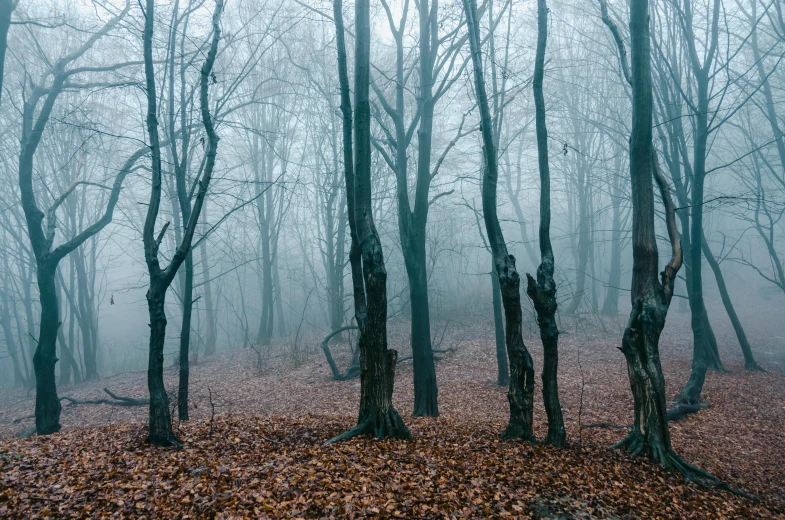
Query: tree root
xmin=586 ymin=403 xmax=710 ymax=431
xmin=327 ymin=409 xmax=411 ymax=444
xmin=146 ymin=432 xmax=183 ymax=448
xmin=501 ymin=422 xmax=537 ymax=442
xmin=396 ymin=347 xmax=455 ymax=364
xmin=666 ymin=402 xmax=710 ymax=422
xmin=613 ymin=431 xmax=757 ymax=500
xmin=60 ymin=388 xmax=149 ymax=407
xmin=12 ymin=388 xmax=148 ymax=425
xmin=745 ymin=361 xmax=766 ymax=373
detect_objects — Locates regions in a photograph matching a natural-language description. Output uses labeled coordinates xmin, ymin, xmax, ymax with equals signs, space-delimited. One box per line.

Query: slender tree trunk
xmin=465 ymin=0 xmax=535 ymax=440
xmin=564 ymin=179 xmax=590 ymax=315
xmin=273 ymin=253 xmax=286 ymax=337
xmin=73 ymin=250 xmax=97 ymax=380
xmin=491 ymin=262 xmax=509 ymax=386
xmin=333 ymin=0 xmax=366 ymax=336
xmin=679 ymin=76 xmax=712 ymax=406
xmin=601 ymin=196 xmax=622 ymax=316
xmin=256 ymin=214 xmax=274 ymax=346
xmin=614 ymin=0 xmax=683 ymax=464
xmin=146 ymin=284 xmax=176 ymax=445
xmin=701 ymin=235 xmax=762 ymax=371
xmin=0 ymin=276 xmax=25 ymax=387
xmin=55 ymin=276 xmax=71 ymax=385
xmin=141 ymin=0 xmax=222 ymax=446
xmin=177 ymin=251 xmax=193 ymax=420
xmin=526 ymin=0 xmax=565 ymax=446
xmin=200 ymin=213 xmax=217 ymax=356
xmin=328 ymin=0 xmax=410 ymax=442
xmin=408 ymin=227 xmax=438 ymax=416
xmin=0 ymin=0 xmax=13 ymax=108
xmin=33 ymin=264 xmax=62 ymax=435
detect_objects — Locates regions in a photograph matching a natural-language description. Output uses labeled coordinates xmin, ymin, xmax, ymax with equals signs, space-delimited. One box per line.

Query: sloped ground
xmin=1 ymin=311 xmax=784 ymax=518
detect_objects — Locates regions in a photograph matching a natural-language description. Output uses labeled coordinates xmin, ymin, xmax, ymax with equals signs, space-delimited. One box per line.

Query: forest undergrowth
xmin=1 ymin=314 xmax=784 ymax=518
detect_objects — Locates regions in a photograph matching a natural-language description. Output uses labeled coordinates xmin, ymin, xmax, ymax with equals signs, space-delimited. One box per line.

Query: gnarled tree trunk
xmin=465 ymin=0 xmax=535 ymax=441
xmin=328 ymin=0 xmax=410 ymax=442
xmin=526 ymin=0 xmax=565 ymax=447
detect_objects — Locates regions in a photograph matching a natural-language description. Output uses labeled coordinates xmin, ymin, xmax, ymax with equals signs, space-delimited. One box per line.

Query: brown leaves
xmin=1 ymin=316 xmax=784 ymax=517
xmin=0 ymin=415 xmax=781 ymax=518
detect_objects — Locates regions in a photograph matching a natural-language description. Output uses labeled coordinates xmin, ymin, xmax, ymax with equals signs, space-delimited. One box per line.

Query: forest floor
xmin=1 ymin=307 xmax=785 ymax=518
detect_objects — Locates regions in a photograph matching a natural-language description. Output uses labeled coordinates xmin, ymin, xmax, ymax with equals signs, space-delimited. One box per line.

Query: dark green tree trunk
xmin=0 ymin=265 xmax=25 ymax=387
xmin=141 ymin=0 xmax=222 ymax=446
xmin=0 ymin=0 xmax=13 ymax=108
xmin=177 ymin=251 xmax=193 ymax=420
xmin=601 ymin=193 xmax=622 ymax=316
xmin=526 ymin=0 xmax=565 ymax=447
xmin=146 ymin=285 xmax=177 ymax=445
xmin=328 ymin=0 xmax=410 ymax=441
xmin=700 ymin=236 xmax=762 ymax=371
xmin=491 ymin=262 xmax=509 ymax=386
xmin=407 ymin=231 xmax=438 ymax=416
xmin=465 ymin=0 xmax=535 ymax=440
xmin=33 ymin=264 xmax=62 ymax=435
xmin=199 ymin=211 xmax=217 ymax=356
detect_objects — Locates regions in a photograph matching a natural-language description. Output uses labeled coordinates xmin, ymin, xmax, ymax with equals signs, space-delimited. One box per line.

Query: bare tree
xmin=141 ymin=0 xmax=223 ymax=446
xmin=464 ymin=0 xmax=535 ymax=441
xmin=525 ymin=0 xmax=565 ymax=447
xmin=328 ymin=0 xmax=410 ymax=442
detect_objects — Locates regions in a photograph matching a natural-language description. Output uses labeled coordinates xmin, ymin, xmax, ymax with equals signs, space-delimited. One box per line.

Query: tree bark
xmin=526 ymin=0 xmax=565 ymax=447
xmin=141 ymin=0 xmax=222 ymax=446
xmin=700 ymin=235 xmax=762 ymax=371
xmin=465 ymin=0 xmax=535 ymax=441
xmin=0 ymin=0 xmax=14 ymax=109
xmin=491 ymin=262 xmax=509 ymax=386
xmin=33 ymin=264 xmax=62 ymax=435
xmin=601 ymin=173 xmax=623 ymax=316
xmin=328 ymin=0 xmax=410 ymax=442
xmin=199 ymin=207 xmax=217 ymax=356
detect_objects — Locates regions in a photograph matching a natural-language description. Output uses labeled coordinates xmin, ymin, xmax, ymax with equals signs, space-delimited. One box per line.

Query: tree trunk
xmin=256 ymin=200 xmax=274 ymax=346
xmin=619 ymin=3 xmax=675 ymax=462
xmin=491 ymin=262 xmax=509 ymax=386
xmin=33 ymin=264 xmax=62 ymax=435
xmin=178 ymin=251 xmax=193 ymax=420
xmin=273 ymin=253 xmax=286 ymax=337
xmin=0 ymin=275 xmax=25 ymax=387
xmin=526 ymin=0 xmax=565 ymax=447
xmin=73 ymin=249 xmax=98 ymax=380
xmin=328 ymin=0 xmax=409 ymax=442
xmin=678 ymin=76 xmax=712 ymax=407
xmin=55 ymin=275 xmax=71 ymax=385
xmin=408 ymin=231 xmax=438 ymax=416
xmin=465 ymin=0 xmax=535 ymax=441
xmin=564 ymin=178 xmax=590 ymax=315
xmin=0 ymin=0 xmax=12 ymax=108
xmin=601 ymin=194 xmax=622 ymax=316
xmin=701 ymin=235 xmax=762 ymax=371
xmin=140 ymin=0 xmax=222 ymax=446
xmin=146 ymin=284 xmax=177 ymax=446
xmin=199 ymin=214 xmax=217 ymax=356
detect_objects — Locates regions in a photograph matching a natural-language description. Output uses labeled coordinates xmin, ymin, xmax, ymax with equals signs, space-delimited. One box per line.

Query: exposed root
xmin=613 ymin=431 xmax=756 ymax=500
xmin=613 ymin=430 xmax=645 ymax=458
xmin=146 ymin=433 xmax=183 ymax=448
xmin=666 ymin=402 xmax=710 ymax=422
xmin=327 ymin=410 xmax=411 ymax=444
xmin=745 ymin=361 xmax=766 ymax=373
xmin=584 ymin=423 xmax=629 ymax=430
xmin=501 ymin=422 xmax=537 ymax=442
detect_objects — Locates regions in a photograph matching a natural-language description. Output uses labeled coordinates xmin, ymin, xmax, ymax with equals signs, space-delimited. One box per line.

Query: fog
xmin=0 ymin=0 xmax=784 ymax=500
